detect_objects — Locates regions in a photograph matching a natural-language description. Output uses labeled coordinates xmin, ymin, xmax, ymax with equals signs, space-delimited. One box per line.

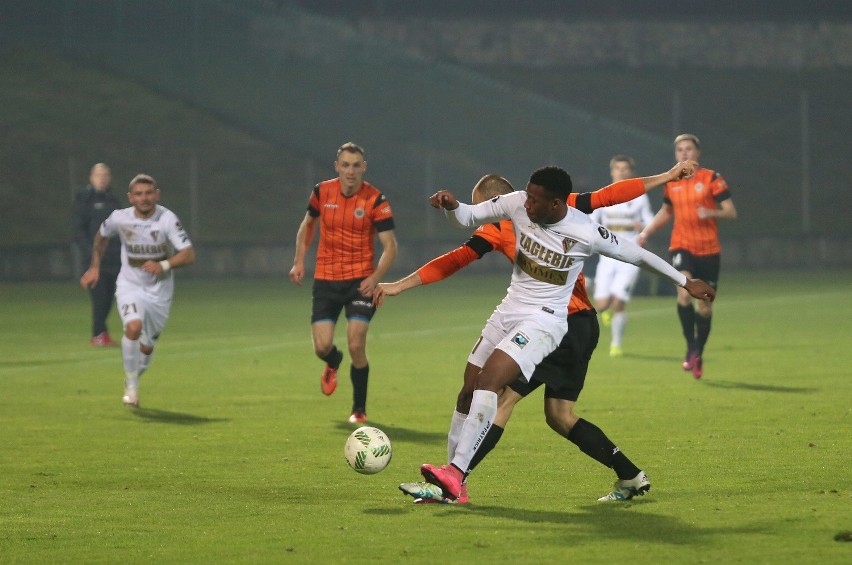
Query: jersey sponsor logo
xmin=518 ymin=232 xmax=574 ymax=269
xmin=126 ymin=242 xmax=169 ymax=255
xmin=323 ymin=203 xmax=339 ymax=208
xmin=515 ymin=250 xmax=569 ymax=285
xmin=354 ymin=208 xmax=365 ymax=219
xmin=511 ymin=331 xmax=530 ymax=348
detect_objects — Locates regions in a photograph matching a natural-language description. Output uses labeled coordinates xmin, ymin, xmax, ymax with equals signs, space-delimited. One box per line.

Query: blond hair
xmin=674 ymin=133 xmax=700 ymax=149
xmin=129 ymin=174 xmax=156 ymax=190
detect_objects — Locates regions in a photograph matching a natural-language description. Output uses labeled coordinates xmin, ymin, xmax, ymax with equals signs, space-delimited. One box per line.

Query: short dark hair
xmin=529 ymin=166 xmax=572 ymax=200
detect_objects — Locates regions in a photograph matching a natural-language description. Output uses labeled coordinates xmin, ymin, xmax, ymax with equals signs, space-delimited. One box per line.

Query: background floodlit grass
xmin=1 ymin=270 xmax=850 ymax=563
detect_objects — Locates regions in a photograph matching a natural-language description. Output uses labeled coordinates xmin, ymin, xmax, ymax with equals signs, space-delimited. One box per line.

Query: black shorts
xmin=670 ymin=250 xmax=720 ymax=289
xmin=508 ymin=310 xmax=600 ymax=402
xmin=311 ymin=279 xmax=376 ymax=324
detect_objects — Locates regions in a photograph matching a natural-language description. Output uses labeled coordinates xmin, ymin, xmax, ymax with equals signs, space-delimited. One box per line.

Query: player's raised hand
xmin=429 ymin=190 xmax=459 ymax=210
xmin=683 ymin=278 xmax=716 ymax=302
xmin=80 ymin=267 xmax=100 ymax=289
xmin=669 ymin=160 xmax=698 ymax=181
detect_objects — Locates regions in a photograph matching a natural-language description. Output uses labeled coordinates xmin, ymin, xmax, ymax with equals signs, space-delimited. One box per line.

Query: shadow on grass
xmin=450 ymin=502 xmax=766 ymax=546
xmin=334 ymin=421 xmax=445 ymax=444
xmin=703 ymin=381 xmax=818 ymax=394
xmin=131 ymin=407 xmax=229 ymax=425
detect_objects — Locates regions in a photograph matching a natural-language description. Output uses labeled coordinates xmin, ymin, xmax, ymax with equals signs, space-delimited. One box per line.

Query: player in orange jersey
xmin=378 ymin=160 xmax=700 ymax=503
xmin=638 ymin=134 xmax=737 ymax=379
xmin=290 ymin=143 xmax=398 ymax=423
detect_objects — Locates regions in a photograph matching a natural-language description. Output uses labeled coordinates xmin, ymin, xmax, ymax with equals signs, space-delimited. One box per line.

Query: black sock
xmin=677 ymin=303 xmax=696 ymax=349
xmin=320 ymin=346 xmax=343 ymax=369
xmin=351 ymin=364 xmax=369 ymax=413
xmin=467 ymin=424 xmax=504 ymax=474
xmin=695 ymin=314 xmax=712 ymax=355
xmin=567 ymin=419 xmax=641 ymax=480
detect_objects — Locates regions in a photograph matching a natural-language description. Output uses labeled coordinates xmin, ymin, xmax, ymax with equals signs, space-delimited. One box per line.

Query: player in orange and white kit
xmin=639 ymin=134 xmax=737 ymax=379
xmin=377 ymin=160 xmax=703 ymax=503
xmin=290 ymin=143 xmax=398 ymax=423
xmin=80 ymin=174 xmax=195 ymax=407
xmin=589 ymin=155 xmax=654 ymax=357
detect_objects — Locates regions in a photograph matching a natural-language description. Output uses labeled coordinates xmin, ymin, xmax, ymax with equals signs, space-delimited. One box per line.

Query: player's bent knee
xmin=124 ymin=321 xmax=142 ymax=340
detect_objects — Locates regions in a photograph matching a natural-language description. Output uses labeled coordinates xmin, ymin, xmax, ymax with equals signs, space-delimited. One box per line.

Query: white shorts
xmin=115 ymin=286 xmax=173 ymax=348
xmin=468 ymin=306 xmax=567 ymax=380
xmin=593 ymin=256 xmax=640 ymax=303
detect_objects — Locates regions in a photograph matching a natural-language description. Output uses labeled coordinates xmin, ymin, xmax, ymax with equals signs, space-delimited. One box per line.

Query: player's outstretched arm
xmin=683 ymin=278 xmax=715 ymax=302
xmin=373 ymin=241 xmax=485 ymax=307
xmin=429 ymin=190 xmax=459 ymax=210
xmin=576 ymin=160 xmax=698 ymax=213
xmin=373 ymin=273 xmax=423 ymax=308
xmin=642 ymin=160 xmax=698 ymax=191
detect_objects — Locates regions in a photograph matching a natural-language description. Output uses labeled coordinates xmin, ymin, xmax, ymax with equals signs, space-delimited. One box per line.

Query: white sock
xmin=450 ymin=390 xmax=498 ymax=474
xmin=447 ymin=410 xmax=467 ymax=465
xmin=138 ymin=351 xmax=153 ymax=378
xmin=611 ymin=311 xmax=627 ymax=347
xmin=122 ymin=335 xmax=141 ymax=389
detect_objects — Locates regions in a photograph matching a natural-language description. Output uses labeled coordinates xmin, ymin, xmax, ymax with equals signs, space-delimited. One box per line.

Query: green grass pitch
xmin=1 ymin=270 xmax=850 ymax=563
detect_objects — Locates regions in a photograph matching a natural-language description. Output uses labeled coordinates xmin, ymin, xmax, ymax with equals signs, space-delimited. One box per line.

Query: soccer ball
xmin=344 ymin=426 xmax=392 ymax=474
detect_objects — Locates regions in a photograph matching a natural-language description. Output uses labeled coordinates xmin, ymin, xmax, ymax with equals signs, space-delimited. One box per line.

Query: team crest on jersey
xmin=354 ymin=208 xmax=365 ymax=219
xmin=695 ymin=183 xmax=705 ymax=192
xmin=122 ymin=229 xmax=135 ymax=241
xmin=598 ymin=226 xmax=610 ymax=240
xmin=511 ymin=331 xmax=530 ymax=349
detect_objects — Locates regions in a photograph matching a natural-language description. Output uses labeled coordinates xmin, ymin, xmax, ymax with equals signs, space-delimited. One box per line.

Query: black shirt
xmin=72 ymin=185 xmax=122 ymax=273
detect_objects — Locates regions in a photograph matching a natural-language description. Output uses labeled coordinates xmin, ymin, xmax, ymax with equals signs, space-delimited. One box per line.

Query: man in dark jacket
xmin=72 ymin=163 xmax=122 ymax=346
